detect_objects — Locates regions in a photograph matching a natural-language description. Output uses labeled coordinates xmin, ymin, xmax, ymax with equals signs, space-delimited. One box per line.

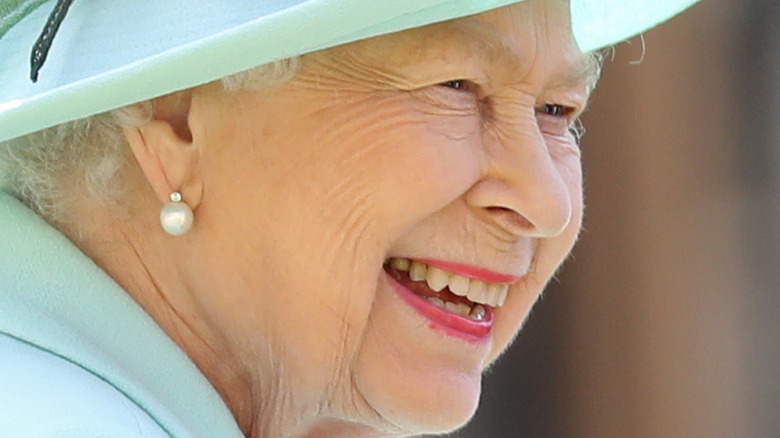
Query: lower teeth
xmin=428 ymin=297 xmax=445 ymax=307
xmin=425 ymin=296 xmax=486 ymax=321
xmin=469 ymin=305 xmax=486 ymax=321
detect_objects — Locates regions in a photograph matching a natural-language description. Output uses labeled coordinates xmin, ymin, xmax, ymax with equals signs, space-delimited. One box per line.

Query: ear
xmin=123 ymin=91 xmax=203 ymax=209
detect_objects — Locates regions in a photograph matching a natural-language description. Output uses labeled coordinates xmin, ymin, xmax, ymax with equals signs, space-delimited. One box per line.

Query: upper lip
xmin=414 ymin=258 xmax=523 ymax=284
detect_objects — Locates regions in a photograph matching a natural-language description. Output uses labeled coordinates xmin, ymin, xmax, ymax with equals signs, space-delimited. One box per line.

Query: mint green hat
xmin=0 ymin=0 xmax=700 ymax=143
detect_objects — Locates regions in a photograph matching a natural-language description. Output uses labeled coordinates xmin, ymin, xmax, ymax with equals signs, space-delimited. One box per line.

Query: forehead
xmin=324 ymin=0 xmax=593 ymax=88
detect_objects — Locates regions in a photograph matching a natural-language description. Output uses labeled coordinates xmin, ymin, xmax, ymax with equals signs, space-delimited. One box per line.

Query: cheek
xmin=289 ymin=92 xmax=485 ymax=238
xmin=488 ymin=149 xmax=583 ymax=363
xmin=554 ymin=146 xmax=584 ymax=223
xmin=545 ymin=133 xmax=584 ymax=216
xmin=195 ymin=90 xmax=489 ymax=385
xmin=534 ymin=147 xmax=583 ymax=281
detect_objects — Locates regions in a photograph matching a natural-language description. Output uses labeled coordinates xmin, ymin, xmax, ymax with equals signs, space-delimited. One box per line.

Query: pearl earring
xmin=159 ymin=191 xmax=193 ymax=236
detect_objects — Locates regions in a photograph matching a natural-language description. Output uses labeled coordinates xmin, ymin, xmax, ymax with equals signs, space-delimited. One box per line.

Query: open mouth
xmin=383 ymin=257 xmax=512 ymax=338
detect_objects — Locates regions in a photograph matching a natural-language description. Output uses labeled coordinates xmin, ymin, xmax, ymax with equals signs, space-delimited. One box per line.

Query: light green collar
xmin=0 ymin=191 xmax=243 ymax=438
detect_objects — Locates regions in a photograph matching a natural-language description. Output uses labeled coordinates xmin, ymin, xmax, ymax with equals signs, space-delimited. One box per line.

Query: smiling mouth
xmin=383 ymin=257 xmax=510 ymax=323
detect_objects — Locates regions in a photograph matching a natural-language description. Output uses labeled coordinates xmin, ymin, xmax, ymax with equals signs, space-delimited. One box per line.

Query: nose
xmin=465 ymin=129 xmax=573 ymax=238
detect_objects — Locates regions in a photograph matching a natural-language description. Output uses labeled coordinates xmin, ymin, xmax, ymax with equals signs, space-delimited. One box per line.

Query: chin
xmin=354 ymin=349 xmax=484 ymax=436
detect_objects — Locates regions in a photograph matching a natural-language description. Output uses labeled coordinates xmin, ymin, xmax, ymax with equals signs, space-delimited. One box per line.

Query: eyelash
xmin=440 ymin=79 xmax=472 ymax=92
xmin=439 ymin=80 xmax=574 ymax=119
xmin=537 ymin=103 xmax=570 ymax=118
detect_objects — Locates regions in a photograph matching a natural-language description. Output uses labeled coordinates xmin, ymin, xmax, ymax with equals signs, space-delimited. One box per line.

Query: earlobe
xmin=122 ymin=91 xmax=203 ymax=210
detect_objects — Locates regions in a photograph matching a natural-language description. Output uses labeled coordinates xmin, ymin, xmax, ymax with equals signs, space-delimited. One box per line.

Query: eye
xmin=535 ymin=103 xmax=577 ymax=138
xmin=439 ymin=79 xmax=473 ymax=92
xmin=537 ymin=103 xmax=571 ymax=118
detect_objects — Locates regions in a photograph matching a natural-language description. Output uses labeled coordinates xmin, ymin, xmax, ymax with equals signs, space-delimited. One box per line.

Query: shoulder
xmin=0 ymin=334 xmax=170 ymax=438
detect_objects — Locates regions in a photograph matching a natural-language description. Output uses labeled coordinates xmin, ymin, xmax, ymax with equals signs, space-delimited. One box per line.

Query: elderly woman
xmin=0 ymin=0 xmax=700 ymax=437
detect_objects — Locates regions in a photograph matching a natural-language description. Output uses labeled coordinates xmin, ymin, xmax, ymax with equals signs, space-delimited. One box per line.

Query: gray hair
xmin=0 ymin=57 xmax=299 ymax=223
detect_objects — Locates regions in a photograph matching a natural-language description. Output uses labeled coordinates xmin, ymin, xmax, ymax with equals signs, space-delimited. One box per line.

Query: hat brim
xmin=0 ymin=0 xmax=700 ymax=142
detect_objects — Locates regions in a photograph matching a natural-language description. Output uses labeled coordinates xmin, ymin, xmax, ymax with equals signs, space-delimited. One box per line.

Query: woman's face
xmin=183 ymin=0 xmax=593 ymax=435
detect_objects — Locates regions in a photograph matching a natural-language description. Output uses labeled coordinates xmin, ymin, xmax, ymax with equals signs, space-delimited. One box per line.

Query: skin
xmin=67 ymin=0 xmax=596 ymax=436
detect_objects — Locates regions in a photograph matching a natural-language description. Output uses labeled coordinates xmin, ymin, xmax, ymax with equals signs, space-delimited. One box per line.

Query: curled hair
xmin=0 ymin=57 xmax=299 ymax=222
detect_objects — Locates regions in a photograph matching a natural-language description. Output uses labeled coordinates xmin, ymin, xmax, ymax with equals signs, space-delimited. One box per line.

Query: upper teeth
xmin=389 ymin=258 xmax=510 ymax=307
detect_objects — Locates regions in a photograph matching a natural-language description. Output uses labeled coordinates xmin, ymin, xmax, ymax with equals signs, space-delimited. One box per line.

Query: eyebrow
xmin=443 ymin=19 xmax=601 ymax=90
xmin=548 ymin=54 xmax=602 ymax=91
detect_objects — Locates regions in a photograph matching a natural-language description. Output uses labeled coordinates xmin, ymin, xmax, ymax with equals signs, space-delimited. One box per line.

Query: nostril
xmin=485 ymin=206 xmax=535 ymax=233
xmin=466 ymin=177 xmax=572 ymax=237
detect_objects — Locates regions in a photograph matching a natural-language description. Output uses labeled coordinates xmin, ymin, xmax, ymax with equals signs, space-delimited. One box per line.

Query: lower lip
xmin=384 ymin=272 xmax=493 ymax=342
